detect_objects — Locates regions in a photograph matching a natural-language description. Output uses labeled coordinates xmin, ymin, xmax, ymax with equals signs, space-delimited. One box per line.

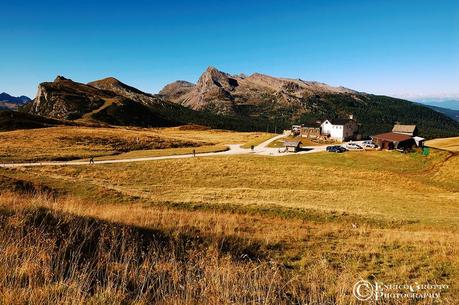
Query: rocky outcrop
xmin=159 ymin=81 xmax=195 ymax=103
xmin=26 ymin=76 xmax=109 ymax=120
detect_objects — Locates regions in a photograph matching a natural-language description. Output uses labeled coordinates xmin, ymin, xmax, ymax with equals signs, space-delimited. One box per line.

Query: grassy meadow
xmin=0 ymin=126 xmax=458 ymax=304
xmin=426 ymin=136 xmax=459 ymax=152
xmin=0 ymin=126 xmax=272 ymax=162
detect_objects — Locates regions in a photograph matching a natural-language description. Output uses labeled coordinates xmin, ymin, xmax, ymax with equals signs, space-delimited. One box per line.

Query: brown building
xmin=371 ymin=132 xmax=415 ymax=150
xmin=283 ymin=141 xmax=303 ymax=152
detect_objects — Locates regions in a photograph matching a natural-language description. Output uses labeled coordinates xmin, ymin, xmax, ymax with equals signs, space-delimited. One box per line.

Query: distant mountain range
xmin=3 ymin=67 xmax=459 ymax=138
xmin=0 ymin=92 xmax=31 ymax=110
xmin=421 ymin=104 xmax=459 ymax=122
xmin=415 ymin=98 xmax=459 ymax=111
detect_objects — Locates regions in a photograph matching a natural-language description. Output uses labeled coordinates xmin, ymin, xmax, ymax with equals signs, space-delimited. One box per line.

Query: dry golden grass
xmin=0 ymin=126 xmax=274 ymax=162
xmin=18 ymin=149 xmax=459 ymax=228
xmin=0 ymin=191 xmax=457 ymax=304
xmin=426 ymin=137 xmax=459 ymax=152
xmin=0 ymin=193 xmax=305 ymax=305
xmin=154 ymin=127 xmax=274 ymax=148
xmin=0 ymin=133 xmax=458 ymax=304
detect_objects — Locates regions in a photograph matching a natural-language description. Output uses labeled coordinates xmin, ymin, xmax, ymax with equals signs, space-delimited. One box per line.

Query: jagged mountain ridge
xmin=23 ymin=76 xmax=183 ymax=126
xmin=160 ymin=66 xmax=360 ymax=119
xmin=160 ymin=67 xmax=459 ymax=138
xmin=17 ymin=68 xmax=459 ymax=138
xmin=21 ymin=75 xmax=263 ymax=130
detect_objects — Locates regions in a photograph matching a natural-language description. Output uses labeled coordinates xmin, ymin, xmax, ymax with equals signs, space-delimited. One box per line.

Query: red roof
xmin=371 ymin=132 xmax=413 ymax=142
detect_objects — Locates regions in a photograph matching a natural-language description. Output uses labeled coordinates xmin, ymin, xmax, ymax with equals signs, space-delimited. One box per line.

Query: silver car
xmin=345 ymin=142 xmax=363 ymax=150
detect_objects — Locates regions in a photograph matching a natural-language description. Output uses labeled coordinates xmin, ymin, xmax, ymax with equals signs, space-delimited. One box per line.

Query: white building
xmin=320 ymin=116 xmax=359 ymax=142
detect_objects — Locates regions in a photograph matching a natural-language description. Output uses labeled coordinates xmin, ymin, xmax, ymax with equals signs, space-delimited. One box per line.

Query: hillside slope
xmin=0 ymin=110 xmax=64 ymax=131
xmin=161 ymin=67 xmax=459 ymax=138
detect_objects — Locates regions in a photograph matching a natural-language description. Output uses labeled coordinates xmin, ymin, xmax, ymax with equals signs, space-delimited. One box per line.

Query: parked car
xmin=396 ymin=147 xmax=410 ymax=153
xmin=362 ymin=142 xmax=377 ymax=148
xmin=326 ymin=145 xmax=347 ymax=153
xmin=345 ymin=142 xmax=363 ymax=150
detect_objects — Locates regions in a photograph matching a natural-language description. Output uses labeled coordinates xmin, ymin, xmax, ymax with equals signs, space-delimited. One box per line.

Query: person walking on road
xmin=193 ymin=149 xmax=196 ymax=157
xmin=89 ymin=156 xmax=95 ymax=165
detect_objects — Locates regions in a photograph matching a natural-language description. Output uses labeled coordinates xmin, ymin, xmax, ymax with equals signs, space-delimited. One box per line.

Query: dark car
xmin=326 ymin=145 xmax=347 ymax=153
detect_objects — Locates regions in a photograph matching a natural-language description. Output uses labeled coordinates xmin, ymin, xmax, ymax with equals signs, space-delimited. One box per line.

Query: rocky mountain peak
xmin=197 ymin=66 xmax=239 ymax=90
xmin=159 ymin=81 xmax=195 ymax=103
xmin=88 ymin=77 xmax=142 ymax=95
xmin=88 ymin=77 xmax=131 ymax=93
xmin=88 ymin=77 xmax=170 ymax=108
xmin=160 ymin=67 xmax=367 ymax=118
xmin=100 ymin=76 xmax=121 ymax=85
xmin=54 ymin=75 xmax=71 ymax=82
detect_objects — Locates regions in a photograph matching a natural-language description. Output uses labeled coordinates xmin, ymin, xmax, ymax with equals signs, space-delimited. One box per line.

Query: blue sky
xmin=1 ymin=0 xmax=458 ymax=99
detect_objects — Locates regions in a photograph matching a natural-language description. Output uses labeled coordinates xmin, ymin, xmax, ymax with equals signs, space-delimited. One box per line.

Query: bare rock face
xmin=175 ymin=67 xmax=240 ymax=115
xmin=27 ymin=76 xmax=109 ymax=120
xmin=159 ymin=81 xmax=195 ymax=103
xmin=196 ymin=66 xmax=239 ymax=90
xmin=160 ymin=66 xmax=361 ymax=120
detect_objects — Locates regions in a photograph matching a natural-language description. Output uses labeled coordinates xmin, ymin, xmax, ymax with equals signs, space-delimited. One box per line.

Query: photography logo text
xmin=353 ymin=280 xmax=448 ymax=301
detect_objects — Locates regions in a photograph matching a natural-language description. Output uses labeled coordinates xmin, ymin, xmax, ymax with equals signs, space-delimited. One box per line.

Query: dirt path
xmin=0 ymin=135 xmax=342 ymax=168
